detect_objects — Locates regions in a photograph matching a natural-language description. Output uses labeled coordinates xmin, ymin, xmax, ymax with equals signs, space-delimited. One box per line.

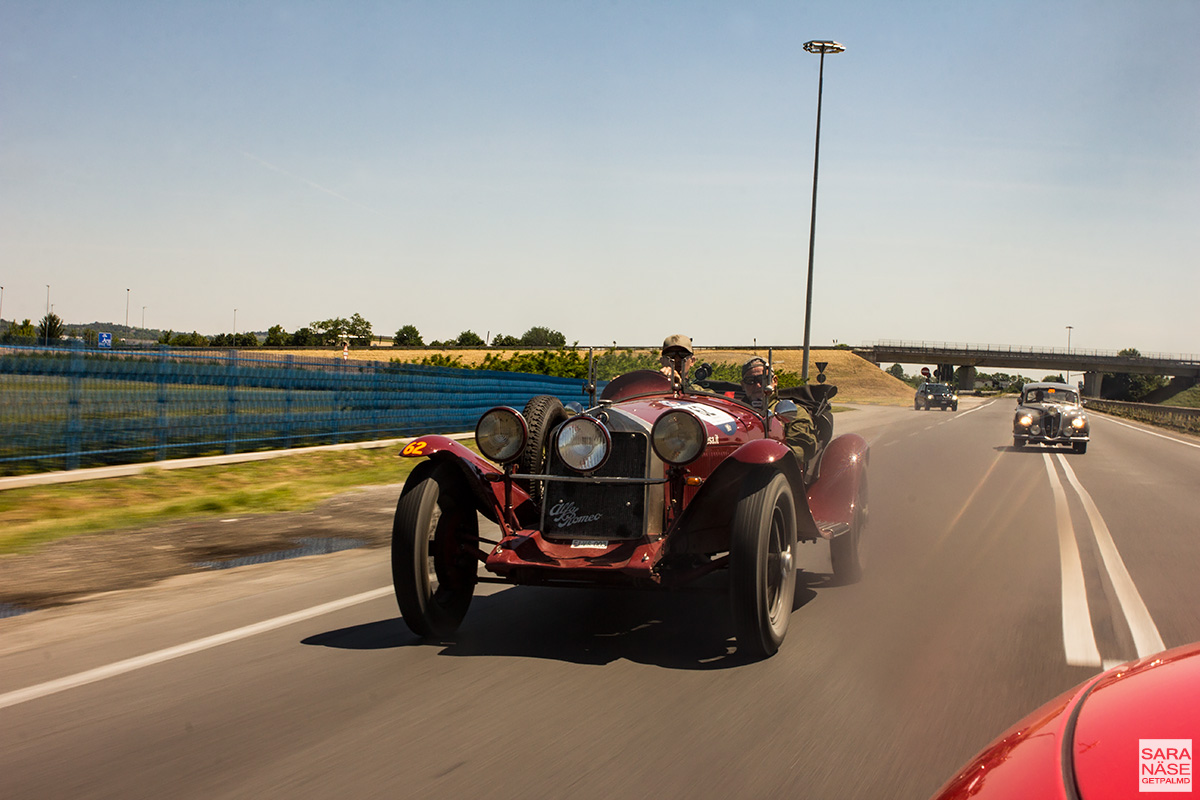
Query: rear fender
xmin=399 ymin=435 xmax=534 ymax=527
xmin=805 ymin=433 xmax=868 ymax=535
xmin=667 ymin=440 xmax=818 ymax=554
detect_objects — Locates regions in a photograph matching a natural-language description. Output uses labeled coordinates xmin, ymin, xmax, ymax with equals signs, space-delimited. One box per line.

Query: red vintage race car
xmin=932 ymin=641 xmax=1200 ymax=799
xmin=390 ymin=355 xmax=869 ymax=659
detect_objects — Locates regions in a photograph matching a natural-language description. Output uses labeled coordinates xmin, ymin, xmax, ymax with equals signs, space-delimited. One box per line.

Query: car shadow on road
xmin=302 ymin=575 xmax=821 ymax=670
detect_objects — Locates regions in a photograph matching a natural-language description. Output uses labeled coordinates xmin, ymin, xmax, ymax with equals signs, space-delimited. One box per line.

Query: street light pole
xmin=801 ymin=39 xmax=845 ymax=382
xmin=45 ymin=285 xmax=50 ymax=345
xmin=126 ymin=288 xmax=130 ymax=328
xmin=1065 ymin=326 xmax=1073 ymax=384
xmin=142 ymin=306 xmax=146 ymax=329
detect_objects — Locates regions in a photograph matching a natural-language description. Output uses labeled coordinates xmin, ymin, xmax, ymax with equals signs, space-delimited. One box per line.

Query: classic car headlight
xmin=556 ymin=416 xmax=611 ymax=472
xmin=475 ymin=407 xmax=528 ymax=463
xmin=1071 ymin=416 xmax=1086 ymax=429
xmin=1018 ymin=414 xmax=1034 ymax=427
xmin=651 ymin=409 xmax=706 ymax=465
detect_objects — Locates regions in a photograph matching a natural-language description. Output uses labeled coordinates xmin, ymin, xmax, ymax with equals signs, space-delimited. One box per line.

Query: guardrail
xmin=1083 ymin=398 xmax=1200 ymax=436
xmin=0 ymin=345 xmax=599 ymax=475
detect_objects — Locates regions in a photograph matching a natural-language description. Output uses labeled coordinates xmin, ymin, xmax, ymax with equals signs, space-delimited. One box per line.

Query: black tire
xmin=392 ymin=464 xmax=479 ymax=639
xmin=1073 ymin=441 xmax=1087 ymax=454
xmin=517 ymin=395 xmax=570 ymax=507
xmin=730 ymin=472 xmax=797 ymax=659
xmin=1013 ymin=438 xmax=1025 ymax=449
xmin=830 ymin=472 xmax=867 ymax=585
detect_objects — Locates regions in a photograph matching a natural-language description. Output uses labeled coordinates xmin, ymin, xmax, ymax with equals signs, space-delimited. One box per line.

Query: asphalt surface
xmin=3 ymin=400 xmax=1200 ymax=799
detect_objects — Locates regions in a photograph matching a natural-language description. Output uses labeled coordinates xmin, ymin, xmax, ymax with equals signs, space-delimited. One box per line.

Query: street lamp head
xmin=804 ymin=40 xmax=846 ymax=55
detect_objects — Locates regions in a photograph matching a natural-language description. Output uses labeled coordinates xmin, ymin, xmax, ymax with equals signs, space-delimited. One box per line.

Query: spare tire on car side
xmin=517 ymin=394 xmax=570 ymax=507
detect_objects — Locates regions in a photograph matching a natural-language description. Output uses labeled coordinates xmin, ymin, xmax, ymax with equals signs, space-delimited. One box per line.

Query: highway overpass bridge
xmin=853 ymin=341 xmax=1200 ymax=396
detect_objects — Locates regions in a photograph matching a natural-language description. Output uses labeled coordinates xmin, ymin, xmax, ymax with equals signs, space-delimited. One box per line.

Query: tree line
xmin=0 ymin=313 xmax=570 ymax=352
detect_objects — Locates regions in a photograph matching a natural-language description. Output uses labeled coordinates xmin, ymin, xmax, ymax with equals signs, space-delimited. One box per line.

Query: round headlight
xmin=1071 ymin=416 xmax=1086 ymax=429
xmin=1018 ymin=414 xmax=1033 ymax=427
xmin=556 ymin=416 xmax=611 ymax=473
xmin=651 ymin=409 xmax=706 ymax=465
xmin=475 ymin=407 xmax=528 ymax=463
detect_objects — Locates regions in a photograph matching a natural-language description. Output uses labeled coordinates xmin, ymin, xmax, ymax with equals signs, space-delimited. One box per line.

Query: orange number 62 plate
xmin=401 ymin=441 xmax=427 ymax=456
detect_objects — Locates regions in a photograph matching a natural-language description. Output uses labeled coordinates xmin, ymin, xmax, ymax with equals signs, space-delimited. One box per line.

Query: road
xmin=3 ymin=399 xmax=1199 ymax=799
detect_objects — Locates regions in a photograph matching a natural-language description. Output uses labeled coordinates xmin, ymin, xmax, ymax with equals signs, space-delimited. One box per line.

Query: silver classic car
xmin=1012 ymin=381 xmax=1090 ymax=453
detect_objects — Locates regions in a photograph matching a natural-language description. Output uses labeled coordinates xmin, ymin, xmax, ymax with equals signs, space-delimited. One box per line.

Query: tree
xmin=348 ymin=313 xmax=373 ymax=345
xmin=393 ymin=324 xmax=423 ymax=346
xmin=886 ymin=363 xmax=906 ymax=381
xmin=490 ymin=333 xmax=521 ymax=347
xmin=170 ymin=331 xmax=209 ymax=347
xmin=519 ymin=326 xmax=566 ymax=347
xmin=235 ymin=332 xmax=259 ymax=347
xmin=290 ymin=327 xmax=317 ymax=346
xmin=1103 ymin=348 xmax=1166 ymax=401
xmin=38 ymin=313 xmax=64 ymax=344
xmin=311 ymin=317 xmax=350 ymax=345
xmin=264 ymin=325 xmax=288 ymax=346
xmin=210 ymin=333 xmax=235 ymax=347
xmin=82 ymin=328 xmax=99 ymax=347
xmin=1042 ymin=374 xmax=1065 ymax=384
xmin=454 ymin=330 xmax=485 ymax=346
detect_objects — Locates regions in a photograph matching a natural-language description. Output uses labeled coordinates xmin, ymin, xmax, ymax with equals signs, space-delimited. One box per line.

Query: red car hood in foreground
xmin=933 ymin=642 xmax=1200 ymax=799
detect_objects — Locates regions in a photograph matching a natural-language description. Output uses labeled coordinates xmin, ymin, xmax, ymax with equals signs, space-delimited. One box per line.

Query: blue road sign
xmin=98 ymin=332 xmax=112 ymax=348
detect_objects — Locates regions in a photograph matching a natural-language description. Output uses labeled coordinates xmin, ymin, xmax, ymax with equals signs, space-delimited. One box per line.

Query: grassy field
xmin=0 ymin=446 xmax=422 ymax=555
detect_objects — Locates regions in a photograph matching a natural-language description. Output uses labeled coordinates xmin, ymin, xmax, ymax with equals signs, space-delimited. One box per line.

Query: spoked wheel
xmin=730 ymin=472 xmax=797 ymax=659
xmin=831 ymin=472 xmax=868 ymax=585
xmin=392 ymin=463 xmax=479 ymax=639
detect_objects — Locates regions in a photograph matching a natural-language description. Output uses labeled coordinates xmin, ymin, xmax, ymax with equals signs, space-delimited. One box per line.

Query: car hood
xmin=931 ymin=642 xmax=1200 ymax=799
xmin=1072 ymin=643 xmax=1200 ymax=797
xmin=602 ymin=394 xmax=769 ymax=446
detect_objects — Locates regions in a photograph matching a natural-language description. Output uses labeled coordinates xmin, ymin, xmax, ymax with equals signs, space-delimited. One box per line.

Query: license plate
xmin=571 ymin=540 xmax=609 ymax=549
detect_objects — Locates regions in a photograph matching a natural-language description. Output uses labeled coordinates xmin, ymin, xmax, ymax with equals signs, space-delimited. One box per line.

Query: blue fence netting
xmin=0 ymin=345 xmax=604 ymax=475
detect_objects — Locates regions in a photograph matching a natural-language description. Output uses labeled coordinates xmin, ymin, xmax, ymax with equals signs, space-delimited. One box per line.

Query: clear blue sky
xmin=3 ymin=1 xmax=1197 ymax=355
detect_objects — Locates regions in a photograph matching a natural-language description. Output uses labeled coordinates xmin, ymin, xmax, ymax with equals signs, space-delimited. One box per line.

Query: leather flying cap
xmin=661 ymin=334 xmax=693 ymax=356
xmin=742 ymin=357 xmax=767 ymax=378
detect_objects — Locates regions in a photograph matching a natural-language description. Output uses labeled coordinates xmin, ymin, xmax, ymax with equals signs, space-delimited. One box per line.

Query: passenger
xmin=659 ymin=334 xmax=695 ymax=381
xmin=740 ymin=357 xmax=819 ymax=467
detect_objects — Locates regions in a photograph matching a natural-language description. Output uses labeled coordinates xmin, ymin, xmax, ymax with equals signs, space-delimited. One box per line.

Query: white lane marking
xmin=1099 ymin=415 xmax=1200 ymax=450
xmin=1055 ymin=454 xmax=1165 ymax=658
xmin=952 ymin=400 xmax=996 ymax=418
xmin=0 ymin=587 xmax=393 ymax=711
xmin=1043 ymin=454 xmax=1102 ymax=668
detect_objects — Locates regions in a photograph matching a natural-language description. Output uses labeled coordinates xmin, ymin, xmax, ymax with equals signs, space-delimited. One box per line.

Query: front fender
xmin=399 ymin=435 xmax=534 ymax=527
xmin=666 ymin=440 xmax=817 ymax=554
xmin=806 ymin=433 xmax=868 ymax=535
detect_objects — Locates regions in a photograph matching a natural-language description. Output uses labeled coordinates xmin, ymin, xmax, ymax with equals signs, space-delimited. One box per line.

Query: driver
xmin=741 ymin=357 xmax=819 ymax=468
xmin=659 ymin=334 xmax=695 ymax=381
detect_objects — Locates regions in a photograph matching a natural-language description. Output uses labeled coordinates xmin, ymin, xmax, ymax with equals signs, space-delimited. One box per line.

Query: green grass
xmin=0 ymin=445 xmax=435 ymax=555
xmin=1163 ymin=385 xmax=1200 ymax=408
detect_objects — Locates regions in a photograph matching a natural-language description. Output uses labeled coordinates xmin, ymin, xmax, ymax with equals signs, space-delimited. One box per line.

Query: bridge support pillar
xmin=1082 ymin=372 xmax=1102 ymax=397
xmin=954 ymin=366 xmax=976 ymax=392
